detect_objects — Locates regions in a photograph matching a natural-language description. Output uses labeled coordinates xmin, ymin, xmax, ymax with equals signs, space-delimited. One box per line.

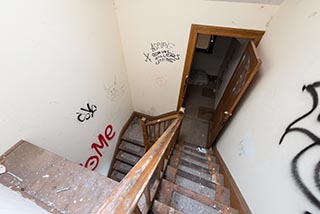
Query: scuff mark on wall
xmin=265 ymin=16 xmax=273 ymax=27
xmin=104 ymin=76 xmax=126 ymax=102
xmin=279 ymin=81 xmax=320 ymax=214
xmin=308 ymin=11 xmax=318 ymax=19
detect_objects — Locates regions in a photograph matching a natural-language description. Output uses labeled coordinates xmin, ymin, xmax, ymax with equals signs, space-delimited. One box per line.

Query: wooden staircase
xmin=0 ymin=109 xmax=246 ymax=214
xmin=151 ymin=141 xmax=239 ymax=214
xmin=109 ymin=116 xmax=145 ymax=182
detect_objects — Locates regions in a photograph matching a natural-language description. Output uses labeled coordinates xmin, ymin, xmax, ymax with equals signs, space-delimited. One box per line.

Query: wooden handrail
xmin=141 ymin=108 xmax=185 ymax=151
xmin=98 ymin=109 xmax=184 ymax=214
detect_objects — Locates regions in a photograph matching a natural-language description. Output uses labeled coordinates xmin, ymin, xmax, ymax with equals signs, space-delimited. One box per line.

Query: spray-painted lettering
xmin=143 ymin=42 xmax=180 ymax=65
xmin=80 ymin=124 xmax=116 ymax=171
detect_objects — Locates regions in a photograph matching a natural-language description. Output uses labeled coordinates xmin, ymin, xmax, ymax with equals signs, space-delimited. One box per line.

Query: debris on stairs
xmin=0 ymin=140 xmax=118 ymax=214
xmin=151 ymin=141 xmax=239 ymax=214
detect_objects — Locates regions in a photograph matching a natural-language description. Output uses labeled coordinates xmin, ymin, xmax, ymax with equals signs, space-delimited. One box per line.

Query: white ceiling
xmin=206 ymin=0 xmax=284 ymax=5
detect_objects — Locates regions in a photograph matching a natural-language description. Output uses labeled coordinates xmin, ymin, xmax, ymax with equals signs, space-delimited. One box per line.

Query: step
xmin=113 ymin=160 xmax=133 ymax=174
xmin=119 ymin=140 xmax=144 ymax=157
xmin=165 ymin=165 xmax=227 ymax=203
xmin=182 ymin=142 xmax=215 ymax=156
xmin=122 ymin=116 xmax=144 ymax=143
xmin=151 ymin=199 xmax=182 ymax=214
xmin=157 ymin=179 xmax=237 ymax=214
xmin=116 ymin=150 xmax=140 ymax=166
xmin=183 ymin=146 xmax=215 ymax=161
xmin=0 ymin=140 xmax=119 ymax=214
xmin=179 ymin=152 xmax=211 ymax=170
xmin=110 ymin=169 xmax=125 ymax=182
xmin=121 ymin=136 xmax=144 ymax=147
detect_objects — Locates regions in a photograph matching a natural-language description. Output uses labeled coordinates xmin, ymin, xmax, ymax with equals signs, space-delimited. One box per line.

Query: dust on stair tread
xmin=113 ymin=160 xmax=133 ymax=174
xmin=176 ymin=175 xmax=215 ymax=199
xmin=119 ymin=141 xmax=144 ymax=157
xmin=0 ymin=141 xmax=119 ymax=214
xmin=152 ymin=200 xmax=183 ymax=214
xmin=171 ymin=192 xmax=220 ymax=214
xmin=116 ymin=151 xmax=140 ymax=166
xmin=122 ymin=116 xmax=144 ymax=143
xmin=110 ymin=170 xmax=125 ymax=182
xmin=180 ymin=153 xmax=211 ymax=169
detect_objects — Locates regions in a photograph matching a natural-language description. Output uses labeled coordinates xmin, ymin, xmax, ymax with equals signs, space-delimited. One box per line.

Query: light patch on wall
xmin=104 ymin=76 xmax=126 ymax=102
xmin=238 ymin=133 xmax=256 ymax=156
xmin=155 ymin=71 xmax=168 ymax=87
xmin=203 ymin=0 xmax=284 ymax=5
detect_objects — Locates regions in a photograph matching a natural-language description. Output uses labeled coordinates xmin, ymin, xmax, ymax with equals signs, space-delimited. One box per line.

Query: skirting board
xmin=213 ymin=147 xmax=251 ymax=214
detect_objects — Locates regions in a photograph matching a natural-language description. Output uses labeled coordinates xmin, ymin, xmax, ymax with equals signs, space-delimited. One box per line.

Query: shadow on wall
xmin=279 ymin=81 xmax=320 ymax=214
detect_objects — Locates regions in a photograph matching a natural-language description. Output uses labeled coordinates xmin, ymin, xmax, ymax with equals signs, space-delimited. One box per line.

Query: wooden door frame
xmin=177 ymin=24 xmax=265 ymax=110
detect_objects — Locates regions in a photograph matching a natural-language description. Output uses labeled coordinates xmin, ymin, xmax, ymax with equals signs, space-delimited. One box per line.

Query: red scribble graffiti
xmin=80 ymin=124 xmax=116 ymax=171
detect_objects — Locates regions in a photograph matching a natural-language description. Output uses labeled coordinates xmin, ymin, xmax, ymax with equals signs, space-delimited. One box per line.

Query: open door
xmin=207 ymin=40 xmax=261 ymax=148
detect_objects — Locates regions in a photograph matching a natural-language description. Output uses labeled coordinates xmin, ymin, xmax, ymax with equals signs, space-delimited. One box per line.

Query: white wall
xmin=0 ymin=0 xmax=133 ymax=175
xmin=217 ymin=0 xmax=320 ymax=213
xmin=115 ymin=0 xmax=279 ymax=115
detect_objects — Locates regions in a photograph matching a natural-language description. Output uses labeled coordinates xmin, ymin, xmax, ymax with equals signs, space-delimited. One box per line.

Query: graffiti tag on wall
xmin=80 ymin=124 xmax=116 ymax=171
xmin=76 ymin=103 xmax=97 ymax=122
xmin=279 ymin=81 xmax=320 ymax=214
xmin=143 ymin=42 xmax=180 ymax=65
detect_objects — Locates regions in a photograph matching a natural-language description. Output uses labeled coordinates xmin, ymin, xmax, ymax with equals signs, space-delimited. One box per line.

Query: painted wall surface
xmin=216 ymin=0 xmax=320 ymax=213
xmin=0 ymin=0 xmax=133 ymax=175
xmin=114 ymin=0 xmax=280 ymax=115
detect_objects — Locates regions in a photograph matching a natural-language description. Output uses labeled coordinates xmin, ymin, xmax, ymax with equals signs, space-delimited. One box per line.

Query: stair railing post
xmin=141 ymin=117 xmax=149 ymax=152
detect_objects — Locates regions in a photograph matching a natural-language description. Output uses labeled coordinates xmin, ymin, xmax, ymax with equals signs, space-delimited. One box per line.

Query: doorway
xmin=177 ymin=25 xmax=264 ymax=148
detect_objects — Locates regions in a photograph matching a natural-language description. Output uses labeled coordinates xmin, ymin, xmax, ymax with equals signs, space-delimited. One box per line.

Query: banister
xmin=98 ymin=109 xmax=184 ymax=214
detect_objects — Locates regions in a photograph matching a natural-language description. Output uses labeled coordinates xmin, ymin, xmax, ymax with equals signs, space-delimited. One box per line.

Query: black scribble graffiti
xmin=143 ymin=42 xmax=180 ymax=65
xmin=279 ymin=81 xmax=320 ymax=214
xmin=76 ymin=103 xmax=97 ymax=122
xmin=144 ymin=53 xmax=152 ymax=62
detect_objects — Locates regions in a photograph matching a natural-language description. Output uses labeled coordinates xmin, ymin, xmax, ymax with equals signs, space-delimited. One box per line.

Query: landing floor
xmin=179 ymin=85 xmax=215 ymax=147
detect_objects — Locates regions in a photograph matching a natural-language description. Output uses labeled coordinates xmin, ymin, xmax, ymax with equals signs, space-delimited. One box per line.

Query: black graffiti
xmin=144 ymin=42 xmax=180 ymax=65
xmin=76 ymin=103 xmax=97 ymax=122
xmin=143 ymin=53 xmax=152 ymax=62
xmin=279 ymin=81 xmax=320 ymax=214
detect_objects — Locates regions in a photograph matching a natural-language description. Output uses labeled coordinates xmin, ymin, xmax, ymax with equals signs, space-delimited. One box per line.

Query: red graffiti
xmin=80 ymin=124 xmax=116 ymax=171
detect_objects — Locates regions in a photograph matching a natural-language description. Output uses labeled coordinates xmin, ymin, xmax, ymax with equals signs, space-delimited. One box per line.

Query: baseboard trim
xmin=213 ymin=147 xmax=251 ymax=214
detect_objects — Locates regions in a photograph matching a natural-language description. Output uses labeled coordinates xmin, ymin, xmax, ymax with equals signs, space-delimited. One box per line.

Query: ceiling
xmin=206 ymin=0 xmax=284 ymax=5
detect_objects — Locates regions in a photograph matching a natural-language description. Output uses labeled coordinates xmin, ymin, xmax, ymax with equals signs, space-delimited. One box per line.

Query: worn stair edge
xmin=113 ymin=160 xmax=133 ymax=174
xmin=121 ymin=136 xmax=144 ymax=147
xmin=110 ymin=170 xmax=125 ymax=182
xmin=118 ymin=141 xmax=144 ymax=157
xmin=157 ymin=179 xmax=238 ymax=214
xmin=182 ymin=142 xmax=215 ymax=156
xmin=165 ymin=165 xmax=228 ymax=204
xmin=170 ymin=149 xmax=222 ymax=185
xmin=151 ymin=200 xmax=183 ymax=214
xmin=116 ymin=151 xmax=140 ymax=166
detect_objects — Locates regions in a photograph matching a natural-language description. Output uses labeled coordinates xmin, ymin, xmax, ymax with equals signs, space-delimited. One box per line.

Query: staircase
xmin=151 ymin=141 xmax=239 ymax=214
xmin=109 ymin=116 xmax=145 ymax=182
xmin=0 ymin=109 xmax=244 ymax=214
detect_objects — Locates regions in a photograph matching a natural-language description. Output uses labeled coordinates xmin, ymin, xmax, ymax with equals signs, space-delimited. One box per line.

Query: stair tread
xmin=157 ymin=179 xmax=235 ymax=214
xmin=152 ymin=200 xmax=183 ymax=214
xmin=119 ymin=141 xmax=144 ymax=157
xmin=116 ymin=150 xmax=140 ymax=166
xmin=121 ymin=136 xmax=144 ymax=147
xmin=165 ymin=166 xmax=227 ymax=202
xmin=110 ymin=170 xmax=126 ymax=182
xmin=0 ymin=141 xmax=119 ymax=214
xmin=171 ymin=191 xmax=221 ymax=214
xmin=113 ymin=160 xmax=133 ymax=174
xmin=122 ymin=116 xmax=144 ymax=143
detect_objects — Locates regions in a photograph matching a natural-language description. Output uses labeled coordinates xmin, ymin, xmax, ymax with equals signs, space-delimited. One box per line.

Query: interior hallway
xmin=179 ymin=85 xmax=215 ymax=147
